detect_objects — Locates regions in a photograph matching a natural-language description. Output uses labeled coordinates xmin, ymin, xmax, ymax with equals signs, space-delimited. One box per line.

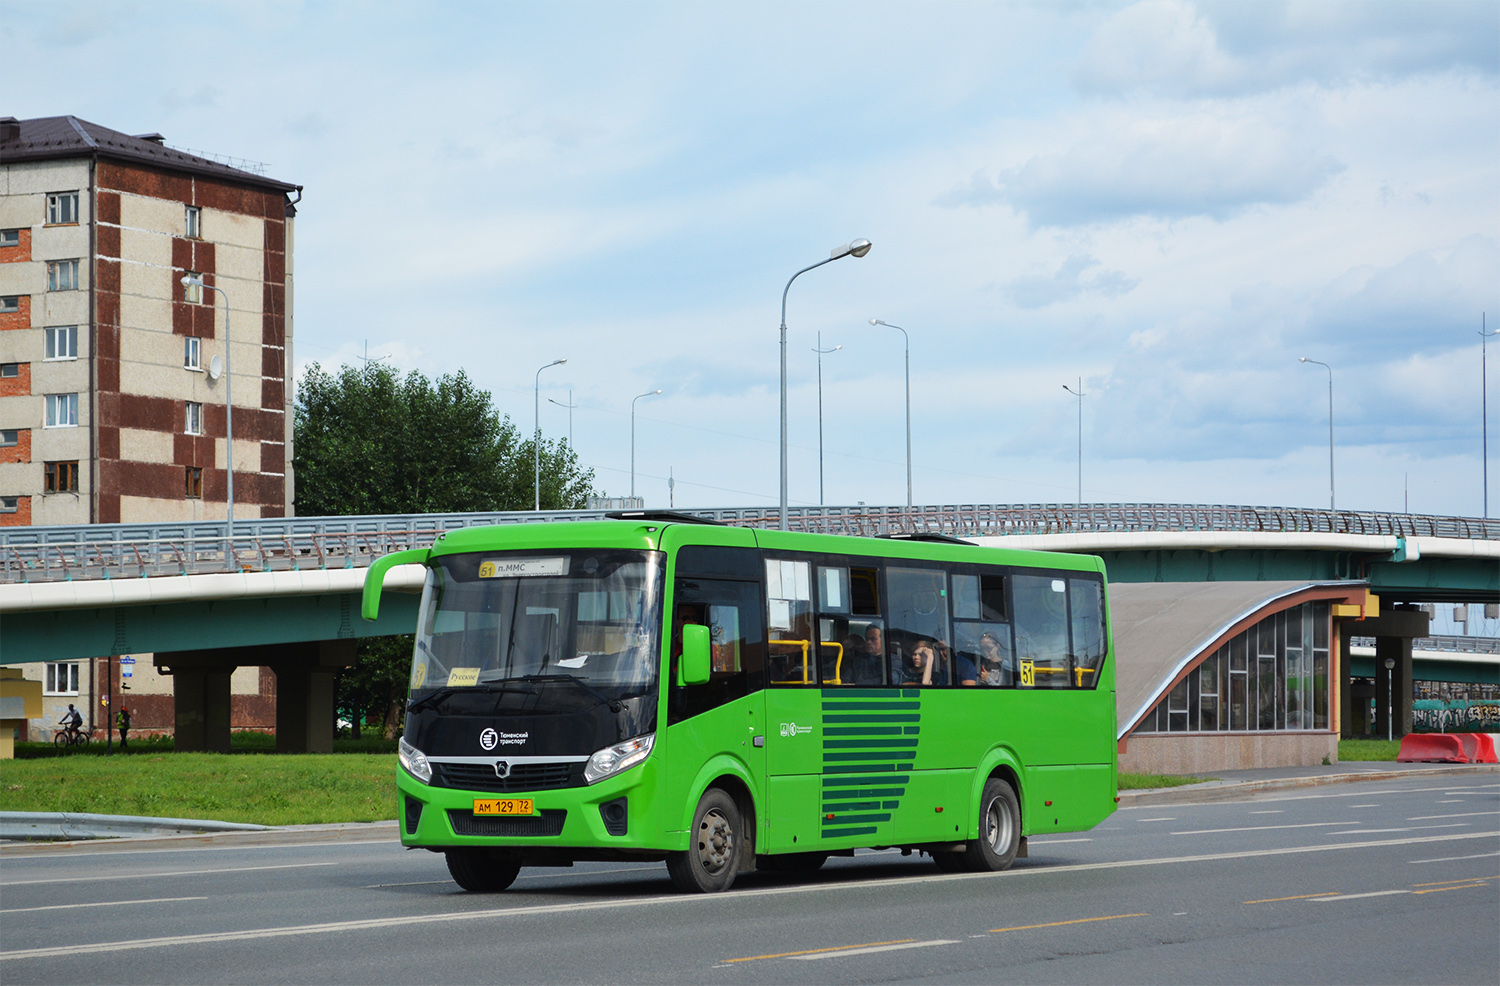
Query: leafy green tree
xmin=294 ymin=362 xmax=598 ymax=738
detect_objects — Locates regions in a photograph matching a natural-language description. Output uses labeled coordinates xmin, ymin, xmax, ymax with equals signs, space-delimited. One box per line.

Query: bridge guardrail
xmin=2 ymin=503 xmax=1497 ymax=585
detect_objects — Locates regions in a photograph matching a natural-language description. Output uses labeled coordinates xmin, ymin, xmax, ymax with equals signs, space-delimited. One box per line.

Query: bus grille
xmin=447 ymin=809 xmax=567 ymax=837
xmin=431 ymin=761 xmax=582 ymax=793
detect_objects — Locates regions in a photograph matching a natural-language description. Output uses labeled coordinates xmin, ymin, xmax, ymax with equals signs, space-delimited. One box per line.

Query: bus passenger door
xmin=761 ymin=556 xmax=824 ymax=853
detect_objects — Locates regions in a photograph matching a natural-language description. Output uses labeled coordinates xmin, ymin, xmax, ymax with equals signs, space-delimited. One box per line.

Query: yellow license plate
xmin=473 ymin=798 xmax=534 ymax=816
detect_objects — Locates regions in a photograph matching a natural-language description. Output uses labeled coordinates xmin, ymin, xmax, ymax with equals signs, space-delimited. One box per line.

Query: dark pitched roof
xmin=0 ymin=116 xmax=299 ymax=195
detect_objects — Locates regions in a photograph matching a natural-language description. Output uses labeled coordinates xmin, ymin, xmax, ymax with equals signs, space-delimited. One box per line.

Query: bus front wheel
xmin=666 ymin=788 xmax=742 ymax=893
xmin=445 ymin=849 xmax=521 ymax=892
xmin=962 ymin=778 xmax=1021 ymax=872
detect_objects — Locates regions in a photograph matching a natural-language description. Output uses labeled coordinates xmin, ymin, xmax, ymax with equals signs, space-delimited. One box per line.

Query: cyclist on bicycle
xmin=58 ymin=704 xmax=83 ymax=742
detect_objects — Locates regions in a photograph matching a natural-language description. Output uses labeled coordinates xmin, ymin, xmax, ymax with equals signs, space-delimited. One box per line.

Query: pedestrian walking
xmin=116 ymin=706 xmax=131 ymax=749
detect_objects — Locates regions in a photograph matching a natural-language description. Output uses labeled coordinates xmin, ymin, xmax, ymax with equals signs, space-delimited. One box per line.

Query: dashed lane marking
xmin=1172 ymin=821 xmax=1354 ymax=836
xmin=1409 ymin=851 xmax=1499 ymax=864
xmin=0 ymin=861 xmax=342 ymax=887
xmin=0 ymin=896 xmax=208 ymax=914
xmin=989 ymin=913 xmax=1147 ymax=933
xmin=789 ymin=940 xmax=961 ymax=960
xmin=724 ymin=941 xmax=914 ymax=963
xmin=1243 ymin=892 xmax=1340 ymax=904
xmin=1407 ymin=811 xmax=1500 ymax=821
xmin=1312 ymin=890 xmax=1410 ymax=901
xmin=1327 ymin=824 xmax=1469 ymax=836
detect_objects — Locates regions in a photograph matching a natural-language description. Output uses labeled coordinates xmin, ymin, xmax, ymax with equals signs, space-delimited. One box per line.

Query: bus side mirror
xmin=362 ymin=548 xmax=430 ymax=621
xmin=678 ymin=624 xmax=711 ymax=687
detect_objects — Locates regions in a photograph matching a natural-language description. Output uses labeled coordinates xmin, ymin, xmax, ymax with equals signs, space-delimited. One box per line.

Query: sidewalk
xmin=3 ymin=761 xmax=1497 ymax=853
xmin=1119 ymin=760 xmax=1500 ymax=807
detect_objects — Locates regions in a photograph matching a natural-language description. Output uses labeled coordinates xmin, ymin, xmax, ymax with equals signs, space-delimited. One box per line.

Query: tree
xmin=294 ymin=362 xmax=598 ymax=738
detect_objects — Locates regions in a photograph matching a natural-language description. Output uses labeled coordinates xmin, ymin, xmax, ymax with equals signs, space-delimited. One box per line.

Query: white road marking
xmin=1172 ymin=821 xmax=1354 ymax=836
xmin=0 ymin=896 xmax=208 ymax=914
xmin=1312 ymin=890 xmax=1411 ymax=901
xmin=1409 ymin=851 xmax=1500 ymax=864
xmin=1407 ymin=811 xmax=1499 ymax=821
xmin=1027 ymin=838 xmax=1092 ymax=845
xmin=1328 ymin=824 xmax=1469 ymax=836
xmin=1137 ymin=817 xmax=1176 ymax=822
xmin=0 ymin=839 xmax=397 ymax=861
xmin=1349 ymin=804 xmax=1380 ymax=808
xmin=5 ymin=831 xmax=1497 ymax=962
xmin=1437 ymin=800 xmax=1465 ymax=804
xmin=1117 ymin=783 xmax=1499 ymax=811
xmin=0 ymin=861 xmax=341 ymax=887
xmin=1248 ymin=810 xmax=1284 ymax=815
xmin=789 ymin=939 xmax=960 ymax=960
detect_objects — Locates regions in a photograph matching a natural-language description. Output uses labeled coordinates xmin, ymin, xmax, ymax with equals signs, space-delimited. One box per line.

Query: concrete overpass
xmin=3 ymin=503 xmax=1495 ymax=753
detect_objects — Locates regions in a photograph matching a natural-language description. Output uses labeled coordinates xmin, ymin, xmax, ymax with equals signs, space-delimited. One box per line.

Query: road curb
xmin=0 ymin=815 xmax=398 ymax=854
xmin=1119 ymin=763 xmax=1500 ymax=807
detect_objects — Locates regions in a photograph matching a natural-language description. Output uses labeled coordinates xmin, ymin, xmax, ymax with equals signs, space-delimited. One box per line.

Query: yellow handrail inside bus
xmin=770 ymin=638 xmax=811 ymax=684
xmin=819 ymin=641 xmax=845 ymax=685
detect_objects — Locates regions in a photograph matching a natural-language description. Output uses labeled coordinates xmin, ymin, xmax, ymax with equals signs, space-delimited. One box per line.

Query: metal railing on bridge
xmin=2 ymin=503 xmax=1496 ymax=585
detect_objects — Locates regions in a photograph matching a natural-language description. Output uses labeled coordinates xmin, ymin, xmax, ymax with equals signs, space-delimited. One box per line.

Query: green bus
xmin=362 ymin=512 xmax=1117 ymax=893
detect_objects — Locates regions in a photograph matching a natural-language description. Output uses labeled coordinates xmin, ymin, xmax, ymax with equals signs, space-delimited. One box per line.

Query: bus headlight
xmin=399 ymin=737 xmax=432 ymax=784
xmin=584 ymin=733 xmax=654 ymax=784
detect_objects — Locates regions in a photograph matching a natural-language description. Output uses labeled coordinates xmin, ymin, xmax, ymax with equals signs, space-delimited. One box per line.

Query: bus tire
xmin=666 ymin=788 xmax=742 ymax=893
xmin=962 ymin=778 xmax=1021 ymax=872
xmin=444 ymin=849 xmax=521 ymax=892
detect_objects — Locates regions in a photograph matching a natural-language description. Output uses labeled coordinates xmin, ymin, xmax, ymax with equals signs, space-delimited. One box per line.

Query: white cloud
xmin=1003 ymin=254 xmax=1140 ymax=308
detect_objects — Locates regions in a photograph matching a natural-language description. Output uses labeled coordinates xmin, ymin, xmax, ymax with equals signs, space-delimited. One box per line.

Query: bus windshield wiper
xmin=518 ymin=674 xmax=624 ymax=712
xmin=407 ymin=682 xmax=538 ymax=714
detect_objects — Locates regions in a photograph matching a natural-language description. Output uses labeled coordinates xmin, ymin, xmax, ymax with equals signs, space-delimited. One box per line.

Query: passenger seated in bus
xmin=847 ymin=625 xmax=886 ymax=685
xmin=948 ymin=641 xmax=977 ymax=686
xmin=895 ymin=638 xmax=946 ymax=686
xmin=978 ymin=632 xmax=1011 ymax=686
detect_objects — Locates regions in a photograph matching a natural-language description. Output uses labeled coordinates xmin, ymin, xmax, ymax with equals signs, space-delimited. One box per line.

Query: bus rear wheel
xmin=445 ymin=849 xmax=521 ymax=892
xmin=666 ymin=788 xmax=742 ymax=893
xmin=961 ymin=778 xmax=1021 ymax=872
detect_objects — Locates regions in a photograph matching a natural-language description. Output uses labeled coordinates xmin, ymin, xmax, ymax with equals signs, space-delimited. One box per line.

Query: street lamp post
xmin=631 ymin=388 xmax=662 ymax=499
xmin=1063 ymin=378 xmax=1086 ymax=504
xmin=868 ymin=318 xmax=911 ymax=513
xmin=181 ymin=276 xmax=233 ymax=545
xmin=534 ymin=358 xmax=566 ymax=510
xmin=548 ymin=391 xmax=578 ymax=448
xmin=1299 ymin=357 xmax=1335 ymax=511
xmin=812 ymin=333 xmax=841 ymax=506
xmin=1384 ymin=656 xmax=1396 ymax=742
xmin=778 ymin=239 xmax=871 ymax=531
xmin=1481 ymin=313 xmax=1496 ymax=518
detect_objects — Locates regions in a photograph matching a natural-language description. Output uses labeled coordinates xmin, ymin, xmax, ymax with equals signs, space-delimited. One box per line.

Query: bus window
xmin=1012 ymin=574 xmax=1071 ymax=688
xmin=886 ymin=566 xmax=952 ymax=686
xmin=1069 ymin=577 xmax=1105 ymax=689
xmin=956 ymin=621 xmax=1012 ymax=687
xmin=767 ymin=558 xmax=817 ymax=685
xmin=850 ymin=567 xmax=880 ymax=615
xmin=669 ymin=578 xmax=765 ymax=725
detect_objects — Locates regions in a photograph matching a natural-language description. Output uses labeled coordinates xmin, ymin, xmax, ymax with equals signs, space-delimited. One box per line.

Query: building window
xmin=46 ymin=192 xmax=80 ymax=225
xmin=45 ymin=460 xmax=80 ymax=493
xmin=183 ymin=272 xmax=202 ymax=304
xmin=45 ymin=325 xmax=78 ymax=361
xmin=0 ymin=430 xmax=17 ymax=447
xmin=185 ymin=466 xmax=203 ymax=499
xmin=0 ymin=229 xmax=19 ymax=247
xmin=185 ymin=401 xmax=203 ymax=435
xmin=0 ymin=496 xmax=17 ymax=514
xmin=47 ymin=259 xmax=80 ymax=291
xmin=45 ymin=662 xmax=80 ymax=696
xmin=186 ymin=206 xmax=202 ymax=238
xmin=0 ymin=296 xmax=19 ymax=313
xmin=184 ymin=336 xmax=201 ymax=370
xmin=45 ymin=393 xmax=79 ymax=428
xmin=0 ymin=363 xmax=17 ymax=377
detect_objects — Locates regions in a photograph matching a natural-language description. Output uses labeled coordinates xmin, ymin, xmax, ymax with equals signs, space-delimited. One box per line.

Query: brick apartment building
xmin=0 ymin=115 xmax=302 ymax=739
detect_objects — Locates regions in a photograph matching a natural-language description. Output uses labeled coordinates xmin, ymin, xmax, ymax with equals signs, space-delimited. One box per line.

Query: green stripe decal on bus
xmin=819 ymin=688 xmax=921 ymax=839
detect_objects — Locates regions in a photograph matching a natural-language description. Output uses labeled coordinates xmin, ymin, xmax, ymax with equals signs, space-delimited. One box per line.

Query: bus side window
xmin=1012 ymin=574 xmax=1071 ymax=688
xmin=886 ymin=566 xmax=952 ymax=686
xmin=1069 ymin=577 xmax=1105 ymax=689
xmin=766 ymin=558 xmax=817 ymax=685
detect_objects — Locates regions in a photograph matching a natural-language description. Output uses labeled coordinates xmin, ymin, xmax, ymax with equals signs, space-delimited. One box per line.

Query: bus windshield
xmin=410 ymin=549 xmax=664 ymax=713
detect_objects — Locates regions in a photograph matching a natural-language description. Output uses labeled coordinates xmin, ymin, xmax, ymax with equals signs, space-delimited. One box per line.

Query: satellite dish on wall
xmin=208 ymin=355 xmax=223 ymax=381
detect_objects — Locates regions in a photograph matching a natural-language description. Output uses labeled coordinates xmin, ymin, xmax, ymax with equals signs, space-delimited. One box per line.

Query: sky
xmin=4 ymin=0 xmax=1499 ymax=517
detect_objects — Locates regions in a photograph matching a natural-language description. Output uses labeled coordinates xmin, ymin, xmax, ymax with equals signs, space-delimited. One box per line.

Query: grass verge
xmin=1117 ymin=772 xmax=1214 ymax=790
xmin=0 ymin=752 xmax=397 ymax=826
xmin=1337 ymin=739 xmax=1403 ymax=762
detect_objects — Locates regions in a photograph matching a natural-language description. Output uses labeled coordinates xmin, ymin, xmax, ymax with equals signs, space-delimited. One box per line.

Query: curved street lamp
xmin=812 ymin=334 xmax=841 ymax=506
xmin=778 ymin=239 xmax=871 ymax=530
xmin=535 ymin=358 xmax=567 ymax=510
xmin=548 ymin=391 xmax=578 ymax=448
xmin=1481 ymin=314 xmax=1496 ymax=518
xmin=631 ymin=388 xmax=662 ymax=499
xmin=181 ymin=275 xmax=233 ymax=540
xmin=868 ymin=318 xmax=911 ymax=512
xmin=1299 ymin=357 xmax=1334 ymax=511
xmin=1063 ymin=378 xmax=1086 ymax=505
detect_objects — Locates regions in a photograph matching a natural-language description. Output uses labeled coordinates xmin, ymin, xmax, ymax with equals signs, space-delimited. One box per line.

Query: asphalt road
xmin=2 ymin=774 xmax=1496 ymax=985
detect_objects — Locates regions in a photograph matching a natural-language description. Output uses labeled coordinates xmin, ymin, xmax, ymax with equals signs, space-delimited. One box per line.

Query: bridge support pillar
xmin=272 ymin=640 xmax=357 ymax=754
xmin=1338 ymin=606 xmax=1428 ymax=740
xmin=169 ymin=668 xmax=233 ymax=753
